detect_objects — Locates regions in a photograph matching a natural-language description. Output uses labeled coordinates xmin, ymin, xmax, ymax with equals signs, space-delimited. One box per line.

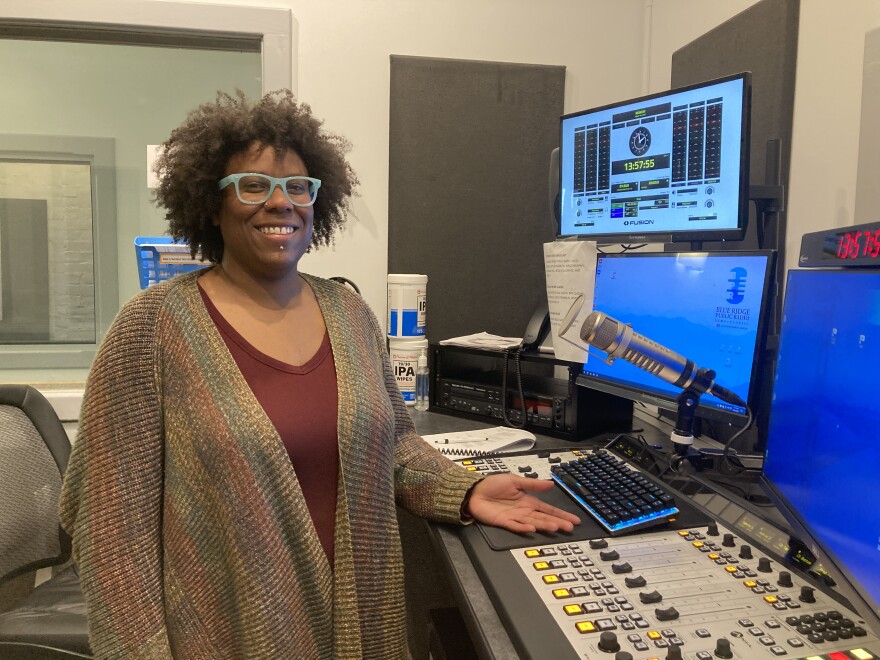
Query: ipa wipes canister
xmin=389 ymin=337 xmax=429 ymax=405
xmin=387 ymin=274 xmax=427 ymax=337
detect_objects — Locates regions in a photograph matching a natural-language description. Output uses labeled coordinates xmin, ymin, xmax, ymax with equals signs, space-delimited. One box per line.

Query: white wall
xmin=185 ymin=0 xmax=764 ymax=321
xmin=2 ymin=0 xmax=765 ymax=336
xmin=6 ymin=0 xmax=781 ymax=412
xmin=647 ymin=0 xmax=880 ymax=276
xmin=269 ymin=0 xmax=650 ymax=321
xmin=787 ymin=0 xmax=880 ymax=272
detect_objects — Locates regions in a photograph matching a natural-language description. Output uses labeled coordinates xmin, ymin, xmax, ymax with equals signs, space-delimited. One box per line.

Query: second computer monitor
xmin=762 ymin=268 xmax=880 ymax=623
xmin=577 ymin=250 xmax=774 ymax=421
xmin=558 ymin=72 xmax=751 ymax=244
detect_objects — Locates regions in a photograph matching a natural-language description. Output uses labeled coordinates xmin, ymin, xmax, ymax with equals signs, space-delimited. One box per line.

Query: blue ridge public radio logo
xmin=715 ymin=267 xmax=752 ymax=329
xmin=726 ymin=267 xmax=747 ymax=304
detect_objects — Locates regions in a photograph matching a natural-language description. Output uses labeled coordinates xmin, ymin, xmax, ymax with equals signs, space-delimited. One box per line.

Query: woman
xmin=60 ymin=91 xmax=578 ymax=659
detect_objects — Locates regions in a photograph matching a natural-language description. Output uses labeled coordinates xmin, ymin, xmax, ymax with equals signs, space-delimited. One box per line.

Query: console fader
xmin=455 ymin=449 xmax=880 ymax=660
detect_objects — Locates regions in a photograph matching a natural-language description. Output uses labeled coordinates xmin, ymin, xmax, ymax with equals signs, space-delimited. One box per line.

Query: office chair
xmin=0 ymin=385 xmax=91 ymax=658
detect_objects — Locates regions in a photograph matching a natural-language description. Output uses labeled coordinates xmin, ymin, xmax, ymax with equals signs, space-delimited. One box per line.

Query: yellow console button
xmin=708 ymin=553 xmax=720 ymax=560
xmin=852 ymin=650 xmax=874 ymax=660
xmin=692 ymin=541 xmax=704 ymax=548
xmin=461 ymin=460 xmax=474 ymax=465
xmin=575 ymin=621 xmax=597 ymax=634
xmin=524 ymin=549 xmax=541 ymax=558
xmin=533 ymin=561 xmax=550 ymax=570
xmin=466 ymin=466 xmax=478 ymax=471
xmin=647 ymin=630 xmax=662 ymax=640
xmin=564 ymin=604 xmax=583 ymax=615
xmin=678 ymin=530 xmax=690 ymax=537
xmin=743 ymin=580 xmax=757 ymax=588
xmin=725 ymin=566 xmax=739 ymax=573
xmin=763 ymin=595 xmax=778 ymax=603
xmin=543 ymin=574 xmax=560 ymax=584
xmin=552 ymin=588 xmax=571 ymax=599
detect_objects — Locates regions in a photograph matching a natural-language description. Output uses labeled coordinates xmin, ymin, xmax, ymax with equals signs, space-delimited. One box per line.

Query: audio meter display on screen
xmin=579 ymin=251 xmax=773 ymax=419
xmin=558 ymin=73 xmax=750 ymax=244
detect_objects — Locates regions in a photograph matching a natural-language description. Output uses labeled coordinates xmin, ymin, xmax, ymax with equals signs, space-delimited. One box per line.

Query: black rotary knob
xmin=722 ymin=533 xmax=736 ymax=547
xmin=665 ymin=645 xmax=683 ymax=660
xmin=707 ymin=522 xmax=720 ymax=536
xmin=778 ymin=571 xmax=793 ymax=588
xmin=758 ymin=557 xmax=772 ymax=573
xmin=714 ymin=637 xmax=734 ymax=659
xmin=598 ymin=630 xmax=620 ymax=653
xmin=738 ymin=545 xmax=753 ymax=559
xmin=614 ymin=652 xmax=633 ymax=660
xmin=800 ymin=586 xmax=816 ymax=603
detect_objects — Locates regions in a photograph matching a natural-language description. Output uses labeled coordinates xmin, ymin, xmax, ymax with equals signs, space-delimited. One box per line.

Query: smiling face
xmin=214 ymin=142 xmax=314 ymax=281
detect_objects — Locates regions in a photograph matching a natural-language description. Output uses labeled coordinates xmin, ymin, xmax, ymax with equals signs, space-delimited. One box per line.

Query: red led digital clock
xmin=799 ymin=221 xmax=880 ymax=267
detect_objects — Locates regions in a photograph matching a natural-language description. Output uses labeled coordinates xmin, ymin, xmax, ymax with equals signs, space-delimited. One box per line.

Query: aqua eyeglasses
xmin=218 ymin=173 xmax=322 ymax=206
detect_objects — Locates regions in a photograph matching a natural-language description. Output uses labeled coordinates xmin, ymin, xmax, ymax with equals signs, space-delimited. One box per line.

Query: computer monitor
xmin=576 ymin=250 xmax=774 ymax=422
xmin=762 ymin=268 xmax=880 ymax=622
xmin=558 ymin=72 xmax=751 ymax=244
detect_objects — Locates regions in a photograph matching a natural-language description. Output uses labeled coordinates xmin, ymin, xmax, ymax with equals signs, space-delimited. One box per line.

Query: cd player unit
xmin=430 ymin=345 xmax=632 ymax=440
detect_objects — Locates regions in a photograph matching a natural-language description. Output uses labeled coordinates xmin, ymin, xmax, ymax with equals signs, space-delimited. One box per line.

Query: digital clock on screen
xmin=799 ymin=221 xmax=880 ymax=267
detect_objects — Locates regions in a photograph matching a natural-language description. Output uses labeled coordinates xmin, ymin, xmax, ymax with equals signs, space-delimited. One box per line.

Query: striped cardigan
xmin=60 ymin=271 xmax=481 ymax=659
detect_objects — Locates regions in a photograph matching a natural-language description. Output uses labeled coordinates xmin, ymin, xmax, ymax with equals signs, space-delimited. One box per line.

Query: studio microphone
xmin=579 ymin=311 xmax=746 ymax=408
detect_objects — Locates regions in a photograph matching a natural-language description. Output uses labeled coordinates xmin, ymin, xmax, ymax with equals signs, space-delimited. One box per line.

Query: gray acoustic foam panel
xmin=672 ymin=0 xmax=798 ymax=258
xmin=671 ymin=0 xmax=799 ymax=449
xmin=389 ymin=55 xmax=564 ymax=343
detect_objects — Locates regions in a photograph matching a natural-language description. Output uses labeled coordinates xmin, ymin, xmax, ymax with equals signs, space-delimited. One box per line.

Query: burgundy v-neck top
xmin=198 ymin=283 xmax=339 ymax=565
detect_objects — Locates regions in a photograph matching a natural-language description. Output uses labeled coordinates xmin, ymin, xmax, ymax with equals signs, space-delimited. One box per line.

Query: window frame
xmin=0 ymin=0 xmax=295 ymax=376
xmin=0 ymin=0 xmax=295 ymax=93
xmin=0 ymin=135 xmax=117 ymax=369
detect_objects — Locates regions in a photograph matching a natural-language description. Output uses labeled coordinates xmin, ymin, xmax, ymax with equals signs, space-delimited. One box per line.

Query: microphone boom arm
xmin=581 ymin=311 xmax=748 ymax=455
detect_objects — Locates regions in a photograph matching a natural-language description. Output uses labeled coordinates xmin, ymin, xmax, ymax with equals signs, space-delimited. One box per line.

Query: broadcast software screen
xmin=763 ymin=268 xmax=880 ymax=621
xmin=577 ymin=251 xmax=773 ymax=420
xmin=558 ymin=72 xmax=751 ymax=244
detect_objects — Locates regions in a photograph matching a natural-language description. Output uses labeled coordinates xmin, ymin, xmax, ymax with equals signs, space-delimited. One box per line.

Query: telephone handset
xmin=503 ymin=303 xmax=550 ymax=429
xmin=521 ymin=303 xmax=550 ymax=351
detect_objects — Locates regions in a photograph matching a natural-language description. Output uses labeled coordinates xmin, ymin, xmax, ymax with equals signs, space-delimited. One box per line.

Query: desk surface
xmin=411 ymin=410 xmax=880 ymax=660
xmin=411 ymin=410 xmax=603 ymax=660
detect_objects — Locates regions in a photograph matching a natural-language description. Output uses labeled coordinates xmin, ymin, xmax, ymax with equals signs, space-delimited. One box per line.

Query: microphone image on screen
xmin=579 ymin=310 xmax=745 ymax=408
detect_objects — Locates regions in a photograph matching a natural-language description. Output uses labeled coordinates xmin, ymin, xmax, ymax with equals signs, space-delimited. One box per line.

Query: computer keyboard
xmin=550 ymin=449 xmax=679 ymax=536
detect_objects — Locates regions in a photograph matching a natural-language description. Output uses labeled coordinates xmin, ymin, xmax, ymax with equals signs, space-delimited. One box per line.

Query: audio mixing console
xmin=453 ymin=447 xmax=880 ymax=660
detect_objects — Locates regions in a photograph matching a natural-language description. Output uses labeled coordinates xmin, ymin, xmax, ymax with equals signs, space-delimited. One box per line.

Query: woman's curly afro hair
xmin=153 ymin=90 xmax=358 ymax=263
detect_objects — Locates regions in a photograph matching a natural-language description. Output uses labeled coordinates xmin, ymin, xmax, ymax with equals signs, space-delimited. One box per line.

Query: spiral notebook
xmin=423 ymin=426 xmax=537 ymax=457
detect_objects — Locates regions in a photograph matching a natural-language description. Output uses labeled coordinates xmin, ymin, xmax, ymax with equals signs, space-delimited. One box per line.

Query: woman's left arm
xmin=368 ymin=313 xmax=578 ymax=532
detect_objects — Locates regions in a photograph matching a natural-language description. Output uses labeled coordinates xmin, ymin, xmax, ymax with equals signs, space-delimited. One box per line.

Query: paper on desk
xmin=423 ymin=426 xmax=537 ymax=457
xmin=438 ymin=332 xmax=523 ymax=350
xmin=543 ymin=241 xmax=597 ymax=363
